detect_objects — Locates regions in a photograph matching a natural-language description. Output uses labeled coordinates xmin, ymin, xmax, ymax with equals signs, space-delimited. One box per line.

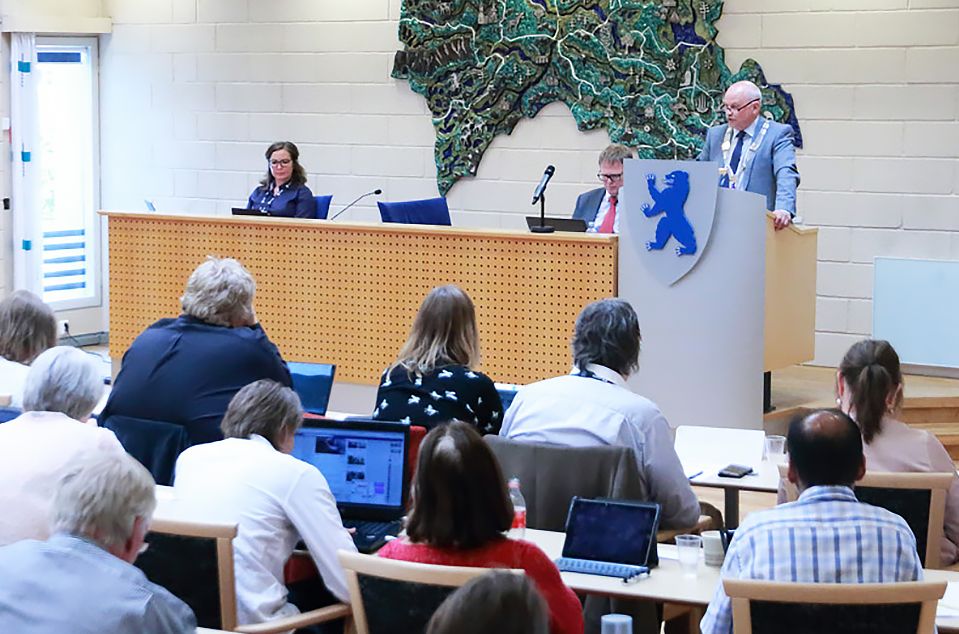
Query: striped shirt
xmin=700 ymin=485 xmax=923 ymax=634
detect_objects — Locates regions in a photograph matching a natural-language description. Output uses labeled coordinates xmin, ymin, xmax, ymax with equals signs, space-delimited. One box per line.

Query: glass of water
xmin=675 ymin=534 xmax=702 ymax=576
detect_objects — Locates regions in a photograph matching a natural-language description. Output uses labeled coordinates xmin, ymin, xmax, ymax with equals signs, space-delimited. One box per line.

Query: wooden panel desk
xmin=102 ymin=212 xmax=617 ymax=385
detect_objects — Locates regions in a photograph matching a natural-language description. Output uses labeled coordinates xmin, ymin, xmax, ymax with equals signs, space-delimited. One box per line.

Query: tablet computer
xmin=525 ymin=217 xmax=588 ymax=232
xmin=232 ymin=207 xmax=269 ymax=217
xmin=561 ymin=497 xmax=661 ymax=567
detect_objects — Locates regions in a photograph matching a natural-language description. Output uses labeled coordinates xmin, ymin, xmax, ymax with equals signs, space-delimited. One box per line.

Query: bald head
xmin=722 ymin=81 xmax=763 ymax=131
xmin=786 ymin=409 xmax=866 ymax=491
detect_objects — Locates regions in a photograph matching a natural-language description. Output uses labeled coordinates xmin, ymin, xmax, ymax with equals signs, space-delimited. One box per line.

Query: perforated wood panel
xmin=105 ymin=213 xmax=617 ymax=385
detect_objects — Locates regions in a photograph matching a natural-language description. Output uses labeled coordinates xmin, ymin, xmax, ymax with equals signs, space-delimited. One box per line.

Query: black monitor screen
xmin=561 ymin=498 xmax=661 ymax=567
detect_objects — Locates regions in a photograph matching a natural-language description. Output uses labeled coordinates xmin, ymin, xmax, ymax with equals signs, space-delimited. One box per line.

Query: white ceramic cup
xmin=702 ymin=530 xmax=725 ymax=567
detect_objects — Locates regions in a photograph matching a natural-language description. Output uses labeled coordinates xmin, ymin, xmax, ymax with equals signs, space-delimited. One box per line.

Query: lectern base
xmin=530 ymin=225 xmax=555 ymax=233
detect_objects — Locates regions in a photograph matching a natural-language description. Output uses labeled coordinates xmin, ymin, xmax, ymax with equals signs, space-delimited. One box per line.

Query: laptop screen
xmin=561 ymin=498 xmax=661 ymax=566
xmin=292 ymin=421 xmax=409 ymax=519
xmin=287 ymin=362 xmax=336 ymax=415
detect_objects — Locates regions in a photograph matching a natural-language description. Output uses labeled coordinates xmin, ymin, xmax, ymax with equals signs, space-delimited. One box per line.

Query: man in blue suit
xmin=572 ymin=144 xmax=634 ymax=233
xmin=698 ymin=80 xmax=800 ymax=231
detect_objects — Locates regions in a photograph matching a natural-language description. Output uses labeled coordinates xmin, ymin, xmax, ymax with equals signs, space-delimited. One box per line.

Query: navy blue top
xmin=99 ymin=315 xmax=292 ymax=445
xmin=247 ymin=182 xmax=317 ymax=218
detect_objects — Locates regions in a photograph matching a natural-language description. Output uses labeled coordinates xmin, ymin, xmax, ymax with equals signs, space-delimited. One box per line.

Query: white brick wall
xmin=0 ymin=0 xmax=953 ymax=365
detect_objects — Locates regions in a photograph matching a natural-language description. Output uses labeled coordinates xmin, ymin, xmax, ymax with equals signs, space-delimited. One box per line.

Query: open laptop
xmin=232 ymin=207 xmax=269 ymax=217
xmin=555 ymin=497 xmax=661 ymax=580
xmin=525 ymin=217 xmax=588 ymax=232
xmin=288 ymin=362 xmax=336 ymax=416
xmin=291 ymin=419 xmax=410 ymax=553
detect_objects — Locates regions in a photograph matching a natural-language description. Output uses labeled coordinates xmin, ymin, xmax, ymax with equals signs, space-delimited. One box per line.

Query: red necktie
xmin=598 ymin=196 xmax=617 ymax=234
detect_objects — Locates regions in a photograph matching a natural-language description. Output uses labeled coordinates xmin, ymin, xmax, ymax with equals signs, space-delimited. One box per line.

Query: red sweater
xmin=378 ymin=537 xmax=583 ymax=634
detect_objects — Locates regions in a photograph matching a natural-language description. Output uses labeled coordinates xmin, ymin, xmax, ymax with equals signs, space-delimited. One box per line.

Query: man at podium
xmin=572 ymin=144 xmax=634 ymax=233
xmin=697 ymin=80 xmax=800 ymax=231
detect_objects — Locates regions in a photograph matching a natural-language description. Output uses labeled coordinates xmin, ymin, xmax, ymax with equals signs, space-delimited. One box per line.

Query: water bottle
xmin=508 ymin=477 xmax=527 ymax=539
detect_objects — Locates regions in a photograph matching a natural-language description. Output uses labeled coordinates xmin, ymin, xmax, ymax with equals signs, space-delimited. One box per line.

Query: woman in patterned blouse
xmin=372 ymin=285 xmax=503 ymax=434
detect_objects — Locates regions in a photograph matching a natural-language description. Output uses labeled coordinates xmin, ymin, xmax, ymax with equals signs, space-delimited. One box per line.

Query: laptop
xmin=232 ymin=207 xmax=269 ymax=217
xmin=288 ymin=362 xmax=336 ymax=416
xmin=525 ymin=217 xmax=588 ymax=232
xmin=291 ymin=419 xmax=410 ymax=553
xmin=555 ymin=497 xmax=661 ymax=580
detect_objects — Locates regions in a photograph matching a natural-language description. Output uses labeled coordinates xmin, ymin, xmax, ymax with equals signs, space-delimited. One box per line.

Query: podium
xmin=619 ymin=160 xmax=817 ymax=430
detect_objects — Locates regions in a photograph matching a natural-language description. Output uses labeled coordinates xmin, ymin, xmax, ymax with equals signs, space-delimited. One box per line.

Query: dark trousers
xmin=287 ymin=577 xmax=343 ymax=634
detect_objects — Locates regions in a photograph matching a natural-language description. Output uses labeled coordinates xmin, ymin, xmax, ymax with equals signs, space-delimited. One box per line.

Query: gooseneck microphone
xmin=330 ymin=189 xmax=382 ymax=220
xmin=531 ymin=165 xmax=555 ymax=205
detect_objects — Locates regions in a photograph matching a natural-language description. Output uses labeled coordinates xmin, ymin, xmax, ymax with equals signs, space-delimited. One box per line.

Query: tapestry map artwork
xmin=392 ymin=0 xmax=802 ymax=195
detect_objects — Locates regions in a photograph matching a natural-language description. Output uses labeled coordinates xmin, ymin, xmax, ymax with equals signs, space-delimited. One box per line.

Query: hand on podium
xmin=771 ymin=210 xmax=792 ymax=231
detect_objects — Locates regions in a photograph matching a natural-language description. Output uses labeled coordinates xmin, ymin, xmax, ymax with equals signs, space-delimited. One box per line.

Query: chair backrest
xmin=102 ymin=415 xmax=190 ymax=486
xmin=723 ymin=578 xmax=945 ymax=634
xmin=377 ymin=198 xmax=451 ymax=226
xmin=338 ymin=551 xmax=519 ymax=634
xmin=408 ymin=425 xmax=427 ymax=482
xmin=135 ymin=518 xmax=239 ymax=630
xmin=483 ymin=436 xmax=647 ymax=532
xmin=0 ymin=406 xmax=22 ymax=423
xmin=315 ymin=195 xmax=333 ymax=220
xmin=777 ymin=466 xmax=952 ymax=569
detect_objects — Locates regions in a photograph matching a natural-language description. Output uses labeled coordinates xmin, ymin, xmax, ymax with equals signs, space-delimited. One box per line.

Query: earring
xmin=836 ymin=397 xmax=841 ymax=406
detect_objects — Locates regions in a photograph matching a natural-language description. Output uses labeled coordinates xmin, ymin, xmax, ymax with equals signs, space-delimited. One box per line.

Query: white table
xmin=689 ymin=459 xmax=781 ymax=528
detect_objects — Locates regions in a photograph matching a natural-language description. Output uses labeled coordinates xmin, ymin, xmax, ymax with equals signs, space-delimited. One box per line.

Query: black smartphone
xmin=718 ymin=464 xmax=753 ymax=478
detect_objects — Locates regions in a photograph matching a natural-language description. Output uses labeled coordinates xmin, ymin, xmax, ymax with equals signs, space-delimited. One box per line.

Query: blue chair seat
xmin=314 ymin=195 xmax=333 ymax=220
xmin=377 ymin=197 xmax=451 ymax=226
xmin=0 ymin=406 xmax=22 ymax=423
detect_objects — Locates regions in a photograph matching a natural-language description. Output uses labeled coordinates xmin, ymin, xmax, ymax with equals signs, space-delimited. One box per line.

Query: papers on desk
xmin=675 ymin=425 xmax=765 ymax=480
xmin=938 ymin=582 xmax=959 ymax=621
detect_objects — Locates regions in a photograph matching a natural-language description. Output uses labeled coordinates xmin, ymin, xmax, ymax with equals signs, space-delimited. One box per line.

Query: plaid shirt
xmin=700 ymin=485 xmax=923 ymax=634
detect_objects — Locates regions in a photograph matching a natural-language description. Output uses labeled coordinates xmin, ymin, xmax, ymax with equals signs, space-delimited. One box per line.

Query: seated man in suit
xmin=0 ymin=451 xmax=196 ymax=633
xmin=499 ymin=298 xmax=700 ymax=529
xmin=700 ymin=409 xmax=923 ymax=634
xmin=572 ymin=144 xmax=634 ymax=233
xmin=697 ymin=80 xmax=800 ymax=231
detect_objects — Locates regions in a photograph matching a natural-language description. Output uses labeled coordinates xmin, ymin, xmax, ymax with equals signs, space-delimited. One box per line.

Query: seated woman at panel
xmin=378 ymin=421 xmax=583 ymax=634
xmin=173 ymin=379 xmax=356 ymax=629
xmin=247 ymin=141 xmax=317 ymax=218
xmin=838 ymin=338 xmax=959 ymax=567
xmin=372 ymin=285 xmax=503 ymax=433
xmin=0 ymin=290 xmax=57 ymax=408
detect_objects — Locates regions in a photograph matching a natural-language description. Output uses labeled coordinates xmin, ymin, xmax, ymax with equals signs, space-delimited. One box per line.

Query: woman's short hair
xmin=838 ymin=338 xmax=903 ymax=444
xmin=180 ymin=256 xmax=256 ymax=327
xmin=426 ymin=570 xmax=550 ymax=634
xmin=572 ymin=298 xmax=641 ymax=376
xmin=51 ymin=451 xmax=156 ymax=550
xmin=394 ymin=285 xmax=480 ymax=375
xmin=220 ymin=379 xmax=303 ymax=449
xmin=0 ymin=290 xmax=57 ymax=364
xmin=22 ymin=346 xmax=103 ymax=420
xmin=406 ymin=421 xmax=513 ymax=550
xmin=259 ymin=141 xmax=307 ymax=188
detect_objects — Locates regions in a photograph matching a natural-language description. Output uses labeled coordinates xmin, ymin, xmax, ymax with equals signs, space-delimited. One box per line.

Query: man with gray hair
xmin=697 ymin=80 xmax=800 ymax=230
xmin=99 ymin=256 xmax=291 ymax=446
xmin=499 ymin=298 xmax=699 ymax=528
xmin=0 ymin=451 xmax=196 ymax=633
xmin=0 ymin=346 xmax=123 ymax=546
xmin=573 ymin=143 xmax=635 ymax=233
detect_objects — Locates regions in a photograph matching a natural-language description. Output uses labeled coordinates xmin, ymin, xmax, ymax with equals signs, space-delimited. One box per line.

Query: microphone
xmin=330 ymin=189 xmax=382 ymax=221
xmin=531 ymin=165 xmax=555 ymax=205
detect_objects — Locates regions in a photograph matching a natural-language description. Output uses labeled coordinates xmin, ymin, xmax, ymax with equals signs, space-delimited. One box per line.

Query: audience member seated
xmin=426 ymin=570 xmax=550 ymax=634
xmin=378 ymin=421 xmax=583 ymax=634
xmin=0 ymin=451 xmax=196 ymax=633
xmin=838 ymin=338 xmax=959 ymax=567
xmin=372 ymin=285 xmax=503 ymax=433
xmin=100 ymin=256 xmax=291 ymax=446
xmin=0 ymin=346 xmax=123 ymax=546
xmin=173 ymin=379 xmax=356 ymax=628
xmin=701 ymin=409 xmax=924 ymax=634
xmin=0 ymin=290 xmax=57 ymax=408
xmin=500 ymin=298 xmax=699 ymax=528
xmin=247 ymin=141 xmax=318 ymax=218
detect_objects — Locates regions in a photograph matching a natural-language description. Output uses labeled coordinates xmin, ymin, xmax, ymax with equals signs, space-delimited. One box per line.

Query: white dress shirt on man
xmin=173 ymin=434 xmax=357 ymax=626
xmin=500 ymin=363 xmax=700 ymax=528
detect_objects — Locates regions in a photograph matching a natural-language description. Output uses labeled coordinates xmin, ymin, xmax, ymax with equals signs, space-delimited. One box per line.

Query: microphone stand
xmin=530 ymin=193 xmax=554 ymax=233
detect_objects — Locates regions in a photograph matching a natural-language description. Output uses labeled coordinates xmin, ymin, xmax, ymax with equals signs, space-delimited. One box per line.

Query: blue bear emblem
xmin=641 ymin=170 xmax=697 ymax=256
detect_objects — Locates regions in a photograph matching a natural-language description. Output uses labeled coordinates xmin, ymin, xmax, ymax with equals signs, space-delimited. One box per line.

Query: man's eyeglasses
xmin=722 ymin=98 xmax=759 ymax=115
xmin=597 ymin=172 xmax=623 ymax=183
xmin=270 ymin=159 xmax=292 ymax=167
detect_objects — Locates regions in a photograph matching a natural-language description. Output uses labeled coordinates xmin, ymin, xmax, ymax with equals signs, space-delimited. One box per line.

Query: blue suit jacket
xmin=572 ymin=187 xmax=605 ymax=225
xmin=697 ymin=119 xmax=800 ymax=215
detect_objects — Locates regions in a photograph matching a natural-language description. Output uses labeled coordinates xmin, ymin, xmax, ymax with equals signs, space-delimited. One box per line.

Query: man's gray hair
xmin=572 ymin=298 xmax=642 ymax=377
xmin=220 ymin=379 xmax=303 ymax=448
xmin=597 ymin=144 xmax=634 ymax=166
xmin=180 ymin=257 xmax=255 ymax=327
xmin=22 ymin=346 xmax=104 ymax=420
xmin=51 ymin=451 xmax=156 ymax=550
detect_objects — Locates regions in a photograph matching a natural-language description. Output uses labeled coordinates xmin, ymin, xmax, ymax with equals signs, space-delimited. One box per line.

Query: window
xmin=34 ymin=38 xmax=100 ymax=309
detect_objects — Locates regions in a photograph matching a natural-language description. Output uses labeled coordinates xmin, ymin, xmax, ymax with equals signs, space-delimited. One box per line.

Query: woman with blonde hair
xmin=372 ymin=285 xmax=502 ymax=433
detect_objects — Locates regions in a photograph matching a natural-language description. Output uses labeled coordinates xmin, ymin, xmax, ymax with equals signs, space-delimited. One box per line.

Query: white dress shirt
xmin=500 ymin=364 xmax=700 ymax=528
xmin=0 ymin=411 xmax=124 ymax=546
xmin=173 ymin=435 xmax=357 ymax=626
xmin=0 ymin=357 xmax=30 ymax=408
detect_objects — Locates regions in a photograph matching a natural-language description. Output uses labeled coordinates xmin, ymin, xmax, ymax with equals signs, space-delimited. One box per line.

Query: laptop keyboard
xmin=343 ymin=519 xmax=403 ymax=553
xmin=555 ymin=557 xmax=648 ymax=579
